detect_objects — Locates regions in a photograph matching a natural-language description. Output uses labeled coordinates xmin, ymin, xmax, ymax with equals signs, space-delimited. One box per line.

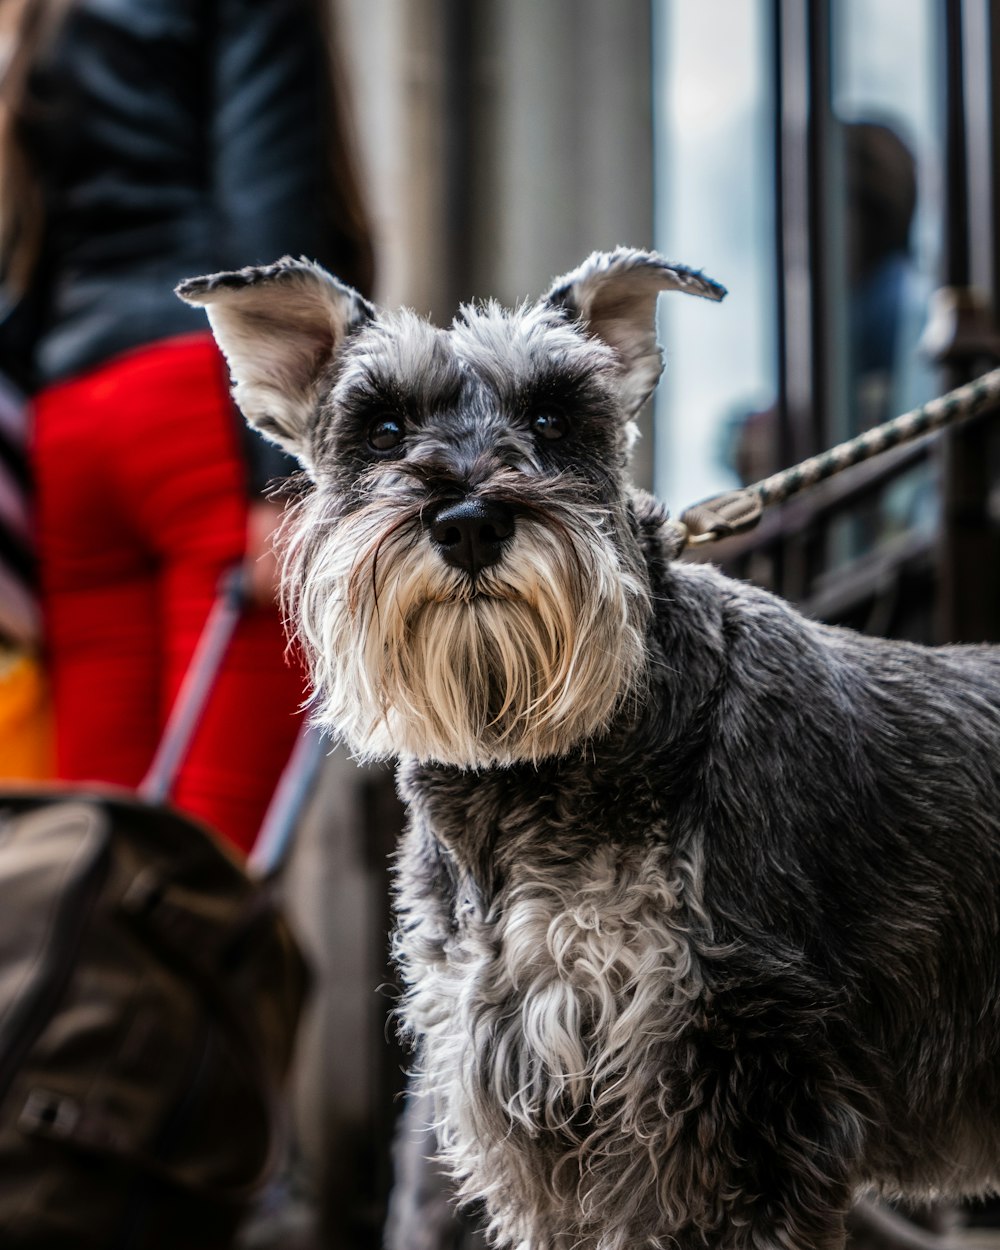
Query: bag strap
xmin=137 ymin=567 xmax=247 ymax=805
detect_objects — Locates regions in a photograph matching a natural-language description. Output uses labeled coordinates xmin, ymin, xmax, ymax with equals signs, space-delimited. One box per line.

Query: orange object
xmin=0 ymin=650 xmax=54 ymax=781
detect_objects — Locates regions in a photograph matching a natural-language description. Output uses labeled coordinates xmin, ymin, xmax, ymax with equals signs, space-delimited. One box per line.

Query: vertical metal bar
xmin=991 ymin=0 xmax=1000 ymax=308
xmin=776 ymin=0 xmax=831 ymax=599
xmin=935 ymin=0 xmax=1000 ymax=643
xmin=805 ymin=0 xmax=832 ymax=462
xmin=962 ymin=0 xmax=996 ymax=295
xmin=944 ymin=0 xmax=970 ymax=290
xmin=247 ymin=723 xmax=327 ymax=879
xmin=772 ymin=0 xmax=789 ymax=472
xmin=776 ymin=0 xmax=816 ymax=471
xmin=137 ymin=568 xmax=247 ymax=805
xmin=776 ymin=0 xmax=833 ymax=454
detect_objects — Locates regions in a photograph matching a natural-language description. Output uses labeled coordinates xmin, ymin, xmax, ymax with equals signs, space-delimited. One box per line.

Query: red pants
xmin=32 ymin=334 xmax=306 ymax=856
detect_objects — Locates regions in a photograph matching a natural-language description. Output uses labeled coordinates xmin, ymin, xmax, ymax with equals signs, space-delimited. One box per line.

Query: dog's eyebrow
xmin=338 ymin=370 xmax=407 ymax=413
xmin=504 ymin=360 xmax=613 ymax=414
xmin=339 ymin=361 xmax=466 ymax=420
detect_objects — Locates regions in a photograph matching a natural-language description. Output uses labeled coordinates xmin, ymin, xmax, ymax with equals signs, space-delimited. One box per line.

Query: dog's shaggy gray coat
xmin=180 ymin=250 xmax=1000 ymax=1250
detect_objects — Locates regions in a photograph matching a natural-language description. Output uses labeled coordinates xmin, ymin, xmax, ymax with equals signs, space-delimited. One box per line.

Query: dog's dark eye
xmin=368 ymin=417 xmax=404 ymax=452
xmin=531 ymin=411 xmax=569 ymax=441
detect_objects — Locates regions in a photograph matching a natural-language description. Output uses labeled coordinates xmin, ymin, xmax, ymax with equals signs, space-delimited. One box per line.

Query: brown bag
xmin=0 ymin=788 xmax=309 ymax=1249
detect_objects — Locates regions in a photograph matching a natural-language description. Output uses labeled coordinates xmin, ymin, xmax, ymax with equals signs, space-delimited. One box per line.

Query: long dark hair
xmin=0 ymin=0 xmax=374 ymax=296
xmin=0 ymin=0 xmax=72 ymax=293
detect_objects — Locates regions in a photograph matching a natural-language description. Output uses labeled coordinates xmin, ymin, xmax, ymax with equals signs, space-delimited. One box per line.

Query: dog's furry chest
xmin=394 ymin=790 xmax=709 ymax=1152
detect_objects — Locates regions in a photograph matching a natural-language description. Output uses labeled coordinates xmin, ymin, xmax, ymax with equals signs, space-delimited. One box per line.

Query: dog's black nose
xmin=428 ymin=498 xmax=515 ymax=576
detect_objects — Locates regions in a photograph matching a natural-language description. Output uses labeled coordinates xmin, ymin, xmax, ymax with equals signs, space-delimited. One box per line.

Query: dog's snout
xmin=428 ymin=499 xmax=515 ymax=577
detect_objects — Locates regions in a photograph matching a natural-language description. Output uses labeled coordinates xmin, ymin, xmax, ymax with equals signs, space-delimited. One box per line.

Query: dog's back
xmin=660 ymin=552 xmax=1000 ymax=1196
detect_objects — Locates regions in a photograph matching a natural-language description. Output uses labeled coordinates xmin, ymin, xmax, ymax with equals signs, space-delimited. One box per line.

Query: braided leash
xmin=672 ymin=365 xmax=1000 ymax=548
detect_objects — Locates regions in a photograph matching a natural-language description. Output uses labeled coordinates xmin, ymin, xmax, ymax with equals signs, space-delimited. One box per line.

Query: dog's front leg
xmin=658 ymin=1015 xmax=869 ymax=1250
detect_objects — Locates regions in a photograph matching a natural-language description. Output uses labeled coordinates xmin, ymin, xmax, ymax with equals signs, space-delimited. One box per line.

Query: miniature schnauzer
xmin=179 ymin=250 xmax=1000 ymax=1250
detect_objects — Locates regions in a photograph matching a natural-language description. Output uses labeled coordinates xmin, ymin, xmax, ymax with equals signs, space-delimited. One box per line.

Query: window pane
xmin=652 ymin=0 xmax=777 ymax=513
xmin=825 ymin=0 xmax=945 ymax=561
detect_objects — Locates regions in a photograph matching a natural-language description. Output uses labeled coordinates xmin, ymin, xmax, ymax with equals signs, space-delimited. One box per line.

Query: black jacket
xmin=6 ymin=0 xmax=368 ymax=489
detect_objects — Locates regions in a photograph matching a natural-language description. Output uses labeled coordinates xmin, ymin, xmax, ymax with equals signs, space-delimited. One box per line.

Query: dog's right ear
xmin=177 ymin=256 xmax=374 ymax=467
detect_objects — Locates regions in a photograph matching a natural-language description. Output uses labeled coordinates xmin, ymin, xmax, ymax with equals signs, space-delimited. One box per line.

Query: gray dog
xmin=179 ymin=250 xmax=1000 ymax=1250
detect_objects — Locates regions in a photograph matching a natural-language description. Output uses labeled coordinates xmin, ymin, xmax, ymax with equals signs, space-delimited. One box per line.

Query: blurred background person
xmin=843 ymin=119 xmax=931 ymax=433
xmin=0 ymin=0 xmax=373 ymax=853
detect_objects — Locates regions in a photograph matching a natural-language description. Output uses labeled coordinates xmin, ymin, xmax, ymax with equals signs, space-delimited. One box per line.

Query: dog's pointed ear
xmin=542 ymin=248 xmax=726 ymax=416
xmin=176 ymin=256 xmax=375 ymax=466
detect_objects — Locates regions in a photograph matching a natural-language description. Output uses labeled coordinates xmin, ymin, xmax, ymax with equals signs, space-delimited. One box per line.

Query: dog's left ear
xmin=542 ymin=248 xmax=726 ymax=417
xmin=177 ymin=256 xmax=374 ymax=468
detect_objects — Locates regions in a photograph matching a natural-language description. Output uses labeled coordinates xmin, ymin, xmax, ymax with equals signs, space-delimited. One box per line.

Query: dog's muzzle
xmin=427 ymin=498 xmax=516 ymax=578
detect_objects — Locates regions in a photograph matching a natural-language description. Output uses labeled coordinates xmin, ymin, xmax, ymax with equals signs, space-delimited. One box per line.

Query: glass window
xmin=652 ymin=0 xmax=778 ymax=515
xmin=830 ymin=0 xmax=944 ymax=433
xmin=825 ymin=0 xmax=945 ymax=561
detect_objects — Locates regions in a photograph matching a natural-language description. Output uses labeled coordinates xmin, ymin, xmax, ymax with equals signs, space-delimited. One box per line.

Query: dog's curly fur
xmin=181 ymin=249 xmax=1000 ymax=1250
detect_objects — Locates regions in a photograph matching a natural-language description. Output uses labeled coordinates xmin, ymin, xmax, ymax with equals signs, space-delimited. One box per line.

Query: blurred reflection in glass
xmin=827 ymin=0 xmax=944 ymax=562
xmin=652 ymin=0 xmax=777 ymax=513
xmin=844 ymin=121 xmax=933 ymax=430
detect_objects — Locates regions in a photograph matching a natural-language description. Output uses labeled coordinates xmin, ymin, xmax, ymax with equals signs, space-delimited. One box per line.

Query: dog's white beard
xmin=283 ymin=496 xmax=650 ymax=766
